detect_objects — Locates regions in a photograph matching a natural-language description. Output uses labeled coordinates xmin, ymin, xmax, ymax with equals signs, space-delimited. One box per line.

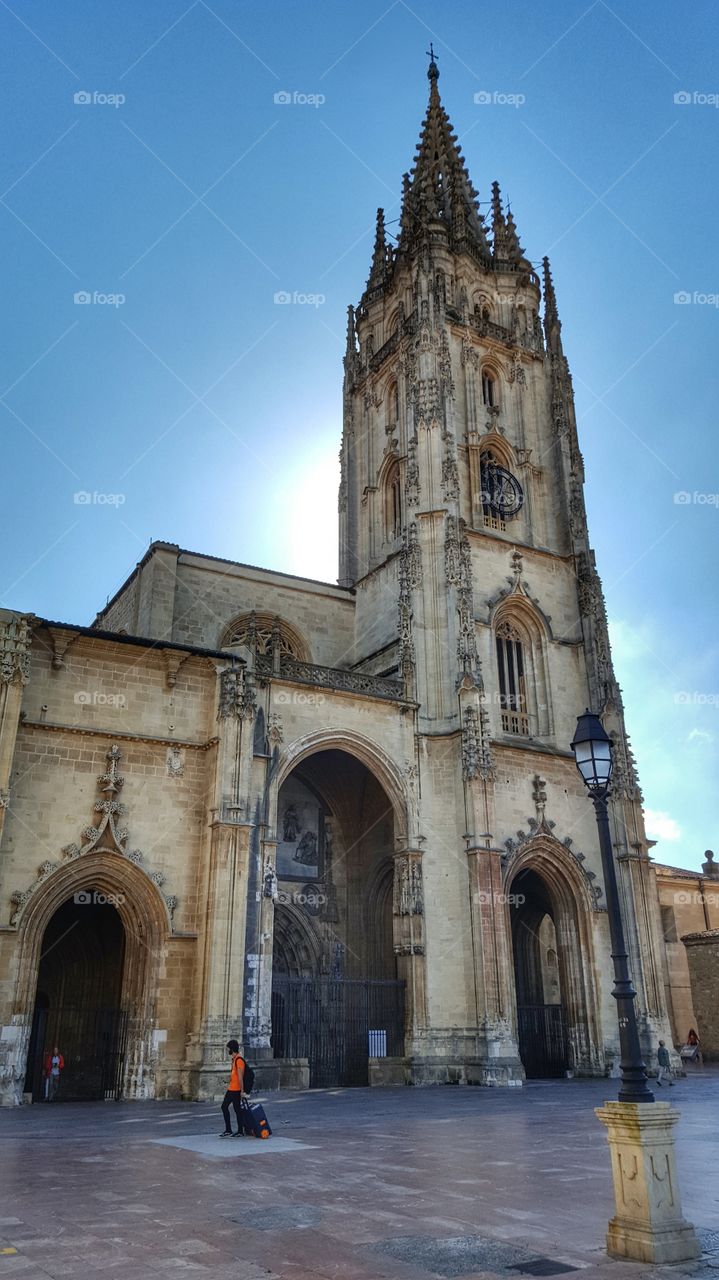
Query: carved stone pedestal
xmin=595 ymin=1101 xmax=699 ymax=1264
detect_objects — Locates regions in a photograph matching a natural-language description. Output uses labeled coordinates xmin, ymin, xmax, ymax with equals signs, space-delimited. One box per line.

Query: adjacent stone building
xmin=0 ymin=59 xmax=679 ymax=1104
xmin=654 ymin=852 xmax=719 ymax=1054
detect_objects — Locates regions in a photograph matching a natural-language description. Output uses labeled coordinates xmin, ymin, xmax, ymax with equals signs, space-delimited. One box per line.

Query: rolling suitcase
xmin=241 ymin=1098 xmax=272 ymax=1139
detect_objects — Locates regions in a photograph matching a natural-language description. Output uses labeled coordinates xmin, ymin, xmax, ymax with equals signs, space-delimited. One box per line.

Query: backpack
xmin=242 ymin=1062 xmax=255 ymax=1094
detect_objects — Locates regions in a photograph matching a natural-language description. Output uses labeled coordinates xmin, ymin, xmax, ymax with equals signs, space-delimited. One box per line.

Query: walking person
xmin=219 ymin=1039 xmax=246 ymax=1137
xmin=43 ymin=1046 xmax=64 ymax=1101
xmin=656 ymin=1039 xmax=674 ymax=1087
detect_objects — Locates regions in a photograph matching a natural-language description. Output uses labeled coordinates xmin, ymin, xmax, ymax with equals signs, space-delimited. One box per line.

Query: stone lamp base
xmin=595 ymin=1101 xmax=700 ymax=1264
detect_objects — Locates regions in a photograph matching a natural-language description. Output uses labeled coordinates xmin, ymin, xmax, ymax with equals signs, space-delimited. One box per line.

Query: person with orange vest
xmin=219 ymin=1039 xmax=246 ymax=1137
xmin=43 ymin=1046 xmax=64 ymax=1101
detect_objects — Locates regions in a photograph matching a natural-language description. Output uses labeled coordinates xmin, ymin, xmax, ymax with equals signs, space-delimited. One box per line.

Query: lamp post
xmin=570 ymin=710 xmax=654 ymax=1104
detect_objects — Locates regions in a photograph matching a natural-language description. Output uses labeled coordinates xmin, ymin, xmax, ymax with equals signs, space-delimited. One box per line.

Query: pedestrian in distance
xmin=43 ymin=1046 xmax=64 ymax=1101
xmin=219 ymin=1039 xmax=246 ymax=1137
xmin=656 ymin=1039 xmax=674 ymax=1086
xmin=686 ymin=1028 xmax=703 ymax=1066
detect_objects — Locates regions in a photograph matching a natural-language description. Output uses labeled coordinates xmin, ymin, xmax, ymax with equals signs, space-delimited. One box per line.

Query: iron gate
xmin=517 ymin=1004 xmax=569 ymax=1078
xmin=27 ymin=1006 xmax=129 ymax=1101
xmin=271 ymin=977 xmax=405 ymax=1087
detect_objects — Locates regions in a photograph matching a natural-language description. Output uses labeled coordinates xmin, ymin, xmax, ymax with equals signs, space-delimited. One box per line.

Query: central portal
xmin=270 ymin=748 xmax=405 ymax=1086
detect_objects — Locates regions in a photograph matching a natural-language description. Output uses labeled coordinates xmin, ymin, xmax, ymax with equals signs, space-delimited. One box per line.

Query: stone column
xmin=250 ymin=829 xmax=278 ymax=1061
xmin=595 ymin=1101 xmax=699 ymax=1263
xmin=392 ymin=848 xmax=427 ymax=1054
xmin=466 ymin=844 xmax=523 ymax=1085
xmin=460 ymin=682 xmax=522 ymax=1084
xmin=192 ymin=664 xmax=254 ymax=1098
xmin=194 ymin=816 xmax=252 ymax=1098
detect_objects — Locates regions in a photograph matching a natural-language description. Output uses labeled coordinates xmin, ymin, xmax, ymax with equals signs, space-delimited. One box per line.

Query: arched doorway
xmin=13 ymin=852 xmax=170 ymax=1103
xmin=24 ymin=892 xmax=128 ymax=1101
xmin=510 ymin=869 xmax=568 ymax=1078
xmin=270 ymin=748 xmax=406 ymax=1086
xmin=507 ymin=843 xmax=603 ymax=1079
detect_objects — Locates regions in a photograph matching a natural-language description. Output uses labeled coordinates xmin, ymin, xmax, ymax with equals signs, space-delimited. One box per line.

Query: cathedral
xmin=0 ymin=58 xmax=677 ymax=1104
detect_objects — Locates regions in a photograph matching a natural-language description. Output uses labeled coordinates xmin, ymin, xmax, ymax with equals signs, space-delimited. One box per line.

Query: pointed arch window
xmin=496 ymin=620 xmax=529 ymax=735
xmin=384 ymin=458 xmax=402 ymax=542
xmin=387 ymin=380 xmax=400 ymax=427
xmin=221 ymin=613 xmax=309 ymax=663
xmin=492 ymin=606 xmax=553 ymax=739
xmin=482 ymin=370 xmax=497 ymax=407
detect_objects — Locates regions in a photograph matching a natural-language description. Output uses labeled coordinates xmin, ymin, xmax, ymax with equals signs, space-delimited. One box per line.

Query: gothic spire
xmin=491 ymin=181 xmax=525 ymax=266
xmin=491 ymin=180 xmax=509 ymax=260
xmin=366 ymin=207 xmax=387 ymax=289
xmin=345 ymin=304 xmax=357 ymax=358
xmin=504 ymin=204 xmax=525 ymax=264
xmin=542 ymin=256 xmax=563 ymax=354
xmin=399 ymin=55 xmax=490 ymax=259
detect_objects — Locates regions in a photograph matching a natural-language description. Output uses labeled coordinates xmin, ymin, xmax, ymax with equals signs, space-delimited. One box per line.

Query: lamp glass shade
xmin=571 ymin=712 xmax=613 ymax=790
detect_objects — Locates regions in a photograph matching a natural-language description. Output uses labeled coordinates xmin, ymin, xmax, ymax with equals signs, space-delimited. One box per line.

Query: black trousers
xmin=221 ymin=1090 xmax=243 ymax=1132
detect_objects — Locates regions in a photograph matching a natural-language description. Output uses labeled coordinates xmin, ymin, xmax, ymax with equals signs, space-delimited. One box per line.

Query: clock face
xmin=481 ymin=459 xmax=524 ymax=518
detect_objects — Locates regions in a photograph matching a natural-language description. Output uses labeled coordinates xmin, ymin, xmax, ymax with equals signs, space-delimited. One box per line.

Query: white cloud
xmin=644 ymin=808 xmax=682 ymax=842
xmin=687 ymin=728 xmax=713 ymax=746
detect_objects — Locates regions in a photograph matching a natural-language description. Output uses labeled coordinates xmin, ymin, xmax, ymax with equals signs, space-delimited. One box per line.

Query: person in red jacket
xmin=219 ymin=1039 xmax=246 ymax=1137
xmin=43 ymin=1046 xmax=64 ymax=1101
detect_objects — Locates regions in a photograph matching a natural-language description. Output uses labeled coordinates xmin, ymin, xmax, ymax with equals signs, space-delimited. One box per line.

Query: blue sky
xmin=1 ymin=0 xmax=717 ymax=871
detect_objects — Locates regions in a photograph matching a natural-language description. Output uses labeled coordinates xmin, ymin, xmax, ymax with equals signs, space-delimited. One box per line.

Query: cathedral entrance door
xmin=271 ymin=975 xmax=405 ymax=1087
xmin=516 ymin=1003 xmax=568 ymax=1078
xmin=510 ymin=870 xmax=570 ymax=1078
xmin=24 ymin=892 xmax=128 ymax=1101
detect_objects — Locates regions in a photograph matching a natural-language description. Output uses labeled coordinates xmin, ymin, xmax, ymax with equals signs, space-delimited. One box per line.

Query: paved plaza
xmin=0 ymin=1074 xmax=717 ymax=1280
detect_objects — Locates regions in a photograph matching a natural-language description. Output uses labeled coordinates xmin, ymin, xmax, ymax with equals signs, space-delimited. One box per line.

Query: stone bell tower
xmin=339 ymin=51 xmax=545 ymax=733
xmin=338 ymin=53 xmax=675 ymax=1081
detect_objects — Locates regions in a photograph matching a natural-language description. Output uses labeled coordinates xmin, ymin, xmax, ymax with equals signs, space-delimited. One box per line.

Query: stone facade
xmin=653 ymin=856 xmax=719 ymax=1049
xmin=0 ymin=60 xmax=678 ymax=1104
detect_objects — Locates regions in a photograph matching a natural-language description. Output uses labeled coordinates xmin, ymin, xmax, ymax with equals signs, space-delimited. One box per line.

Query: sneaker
xmin=219 ymin=1131 xmax=233 ymax=1138
xmin=232 ymin=1130 xmax=244 ymax=1137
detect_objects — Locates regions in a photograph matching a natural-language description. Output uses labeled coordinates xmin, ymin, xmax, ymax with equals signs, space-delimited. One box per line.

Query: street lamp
xmin=571 ymin=710 xmax=654 ymax=1104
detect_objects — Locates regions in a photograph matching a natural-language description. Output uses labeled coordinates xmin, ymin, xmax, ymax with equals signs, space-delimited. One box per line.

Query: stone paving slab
xmin=150 ymin=1133 xmax=317 ymax=1157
